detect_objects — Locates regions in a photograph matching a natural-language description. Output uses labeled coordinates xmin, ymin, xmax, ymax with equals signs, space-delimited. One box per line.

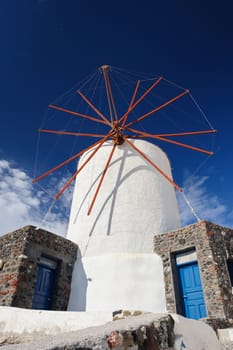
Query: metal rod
xmin=126 ymin=126 xmax=217 ymax=137
xmin=102 ymin=65 xmax=114 ymax=123
xmin=126 ymin=128 xmax=214 ymax=155
xmin=124 ymin=137 xmax=182 ymax=192
xmin=77 ymin=90 xmax=112 ymax=126
xmin=121 ymin=80 xmax=140 ymax=127
xmin=153 ymin=129 xmax=217 ymax=137
xmin=48 ymin=104 xmax=109 ymax=125
xmin=87 ymin=143 xmax=117 ymax=215
xmin=32 ymin=137 xmax=111 ymax=184
xmin=125 ymin=89 xmax=189 ymax=128
xmin=103 ymin=67 xmax=118 ymax=122
xmin=153 ymin=135 xmax=214 ymax=156
xmin=55 ymin=131 xmax=112 ymax=200
xmin=119 ymin=77 xmax=163 ymax=123
xmin=39 ymin=129 xmax=106 ymax=138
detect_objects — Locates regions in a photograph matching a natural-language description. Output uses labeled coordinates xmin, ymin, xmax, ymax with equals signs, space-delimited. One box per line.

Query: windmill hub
xmin=111 ymin=124 xmax=125 ymax=145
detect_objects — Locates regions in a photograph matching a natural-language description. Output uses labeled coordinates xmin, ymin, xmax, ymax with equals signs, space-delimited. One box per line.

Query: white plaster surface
xmin=67 ymin=139 xmax=180 ymax=312
xmin=68 ymin=253 xmax=166 ymax=312
xmin=0 ymin=308 xmax=221 ymax=350
xmin=67 ymin=139 xmax=180 ymax=256
xmin=0 ymin=306 xmax=112 ymax=336
xmin=217 ymin=328 xmax=233 ymax=343
xmin=172 ymin=314 xmax=221 ymax=350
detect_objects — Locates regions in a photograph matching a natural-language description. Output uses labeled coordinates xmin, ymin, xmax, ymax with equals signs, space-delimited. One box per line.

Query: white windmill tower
xmin=67 ymin=138 xmax=180 ymax=312
xmin=33 ymin=65 xmax=215 ymax=313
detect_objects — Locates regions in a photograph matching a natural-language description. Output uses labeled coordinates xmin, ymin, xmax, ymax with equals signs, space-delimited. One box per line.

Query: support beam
xmin=39 ymin=129 xmax=106 ymax=138
xmin=32 ymin=137 xmax=111 ymax=184
xmin=124 ymin=137 xmax=182 ymax=192
xmin=126 ymin=128 xmax=214 ymax=156
xmin=125 ymin=89 xmax=189 ymax=128
xmin=55 ymin=131 xmax=112 ymax=200
xmin=77 ymin=90 xmax=112 ymax=126
xmin=87 ymin=143 xmax=117 ymax=215
xmin=48 ymin=104 xmax=109 ymax=125
xmin=102 ymin=65 xmax=118 ymax=123
xmin=121 ymin=80 xmax=140 ymax=127
xmin=119 ymin=77 xmax=163 ymax=124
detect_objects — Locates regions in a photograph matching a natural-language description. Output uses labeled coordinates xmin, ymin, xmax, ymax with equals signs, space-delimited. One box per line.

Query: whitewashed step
xmin=218 ymin=328 xmax=233 ymax=344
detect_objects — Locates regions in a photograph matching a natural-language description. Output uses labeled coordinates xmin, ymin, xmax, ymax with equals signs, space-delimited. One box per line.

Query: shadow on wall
xmin=87 ymin=146 xmax=128 ymax=238
xmin=68 ymin=249 xmax=87 ymax=311
xmin=72 ymin=145 xmax=157 ymax=250
xmin=72 ymin=145 xmax=129 ymax=232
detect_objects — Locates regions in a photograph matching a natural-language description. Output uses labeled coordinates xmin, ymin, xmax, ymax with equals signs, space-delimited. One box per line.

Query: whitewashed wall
xmin=68 ymin=253 xmax=166 ymax=312
xmin=67 ymin=140 xmax=180 ymax=312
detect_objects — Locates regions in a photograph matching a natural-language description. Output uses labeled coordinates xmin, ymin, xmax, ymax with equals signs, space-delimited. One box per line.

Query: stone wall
xmin=154 ymin=221 xmax=233 ymax=326
xmin=0 ymin=225 xmax=78 ymax=310
xmin=0 ymin=312 xmax=221 ymax=350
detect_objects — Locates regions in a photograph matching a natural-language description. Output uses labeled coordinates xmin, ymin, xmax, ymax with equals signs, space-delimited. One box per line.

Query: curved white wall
xmin=68 ymin=253 xmax=166 ymax=312
xmin=67 ymin=139 xmax=180 ymax=312
xmin=67 ymin=139 xmax=180 ymax=256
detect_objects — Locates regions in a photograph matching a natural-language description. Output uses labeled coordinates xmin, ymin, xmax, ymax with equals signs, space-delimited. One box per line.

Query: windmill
xmin=33 ymin=65 xmax=215 ymax=312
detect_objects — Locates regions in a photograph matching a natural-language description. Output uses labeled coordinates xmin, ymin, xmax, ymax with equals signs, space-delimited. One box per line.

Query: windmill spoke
xmin=102 ymin=65 xmax=119 ymax=123
xmin=102 ymin=66 xmax=114 ymax=123
xmin=120 ymin=77 xmax=162 ymax=124
xmin=154 ymin=129 xmax=217 ymax=137
xmin=125 ymin=128 xmax=214 ymax=155
xmin=39 ymin=129 xmax=106 ymax=138
xmin=126 ymin=128 xmax=217 ymax=137
xmin=33 ymin=136 xmax=112 ymax=184
xmin=55 ymin=131 xmax=112 ymax=200
xmin=105 ymin=69 xmax=118 ymax=122
xmin=121 ymin=80 xmax=140 ymax=127
xmin=77 ymin=90 xmax=112 ymax=126
xmin=125 ymin=126 xmax=217 ymax=137
xmin=124 ymin=137 xmax=182 ymax=192
xmin=129 ymin=80 xmax=140 ymax=108
xmin=36 ymin=69 xmax=216 ymax=215
xmin=48 ymin=104 xmax=108 ymax=125
xmin=87 ymin=143 xmax=117 ymax=216
xmin=153 ymin=136 xmax=214 ymax=155
xmin=125 ymin=89 xmax=189 ymax=128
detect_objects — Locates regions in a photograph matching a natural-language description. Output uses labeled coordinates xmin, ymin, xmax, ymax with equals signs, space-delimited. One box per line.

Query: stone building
xmin=1 ymin=219 xmax=233 ymax=330
xmin=0 ymin=225 xmax=77 ymax=310
xmin=154 ymin=220 xmax=233 ymax=328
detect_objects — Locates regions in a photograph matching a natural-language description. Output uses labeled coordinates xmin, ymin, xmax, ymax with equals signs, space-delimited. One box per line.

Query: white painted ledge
xmin=0 ymin=307 xmax=221 ymax=350
xmin=0 ymin=306 xmax=112 ymax=336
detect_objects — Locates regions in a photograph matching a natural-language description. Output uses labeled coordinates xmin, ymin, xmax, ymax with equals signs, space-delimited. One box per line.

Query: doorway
xmin=32 ymin=256 xmax=57 ymax=310
xmin=176 ymin=251 xmax=207 ymax=320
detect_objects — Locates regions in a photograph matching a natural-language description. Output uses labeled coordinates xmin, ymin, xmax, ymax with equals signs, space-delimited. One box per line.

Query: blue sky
xmin=0 ymin=0 xmax=232 ymax=235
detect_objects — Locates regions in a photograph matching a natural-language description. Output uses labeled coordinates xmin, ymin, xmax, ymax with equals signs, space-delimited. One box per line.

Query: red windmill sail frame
xmin=34 ymin=65 xmax=215 ymax=215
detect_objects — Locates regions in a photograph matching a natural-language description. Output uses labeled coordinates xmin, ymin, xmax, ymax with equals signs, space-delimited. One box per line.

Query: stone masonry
xmin=0 ymin=225 xmax=78 ymax=310
xmin=154 ymin=221 xmax=233 ymax=328
xmin=0 ymin=314 xmax=176 ymax=350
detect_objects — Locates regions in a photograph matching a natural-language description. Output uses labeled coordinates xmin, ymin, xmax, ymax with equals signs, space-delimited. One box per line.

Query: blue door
xmin=178 ymin=261 xmax=207 ymax=319
xmin=32 ymin=264 xmax=56 ymax=310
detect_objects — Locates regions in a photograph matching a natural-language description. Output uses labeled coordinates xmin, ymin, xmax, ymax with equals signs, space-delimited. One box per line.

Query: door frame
xmin=32 ymin=255 xmax=58 ymax=310
xmin=171 ymin=248 xmax=207 ymax=318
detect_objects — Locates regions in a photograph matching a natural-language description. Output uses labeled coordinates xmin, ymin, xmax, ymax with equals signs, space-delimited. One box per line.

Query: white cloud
xmin=0 ymin=159 xmax=73 ymax=237
xmin=1 ymin=158 xmax=231 ymax=238
xmin=177 ymin=175 xmax=231 ymax=227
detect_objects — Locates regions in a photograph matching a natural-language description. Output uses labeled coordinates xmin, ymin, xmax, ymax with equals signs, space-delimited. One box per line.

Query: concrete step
xmin=218 ymin=328 xmax=233 ymax=345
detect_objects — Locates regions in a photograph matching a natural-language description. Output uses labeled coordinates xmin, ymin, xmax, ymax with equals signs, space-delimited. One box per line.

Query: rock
xmin=0 ymin=313 xmax=174 ymax=350
xmin=0 ymin=312 xmax=222 ymax=350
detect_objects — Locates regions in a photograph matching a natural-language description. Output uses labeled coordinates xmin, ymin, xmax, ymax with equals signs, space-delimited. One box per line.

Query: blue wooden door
xmin=32 ymin=264 xmax=55 ymax=310
xmin=178 ymin=261 xmax=207 ymax=319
